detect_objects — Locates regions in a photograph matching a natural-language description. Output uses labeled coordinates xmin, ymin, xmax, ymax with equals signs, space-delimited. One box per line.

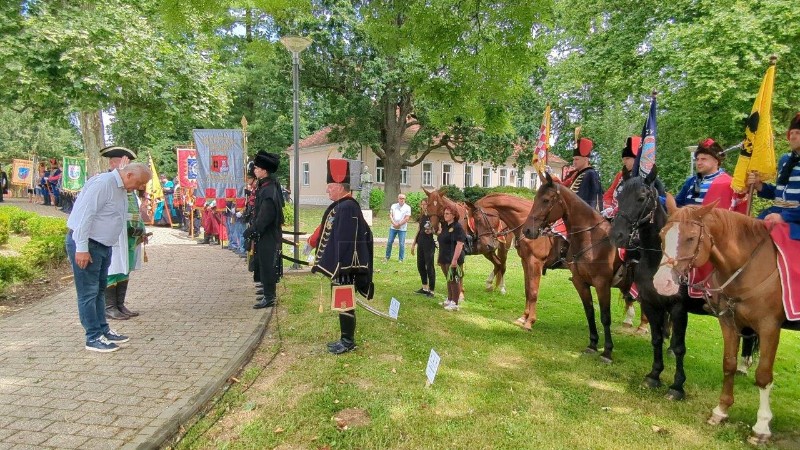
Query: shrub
xmin=282 ymin=201 xmax=295 ymax=228
xmin=22 ymin=235 xmax=67 ymax=268
xmin=438 ymin=185 xmax=465 ymax=202
xmin=463 ymin=186 xmax=490 ymax=203
xmin=0 ymin=256 xmax=33 ymax=286
xmin=369 ymin=188 xmax=384 ymax=211
xmin=24 ymin=216 xmax=68 ymax=237
xmin=9 ymin=209 xmax=37 ymax=234
xmin=488 ymin=185 xmax=536 ymax=199
xmin=405 ymin=192 xmax=426 ymax=218
xmin=0 ymin=214 xmax=9 ymax=246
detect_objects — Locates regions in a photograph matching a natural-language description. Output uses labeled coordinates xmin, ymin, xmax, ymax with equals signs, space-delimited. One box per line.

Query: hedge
xmin=0 ymin=206 xmax=68 ymax=291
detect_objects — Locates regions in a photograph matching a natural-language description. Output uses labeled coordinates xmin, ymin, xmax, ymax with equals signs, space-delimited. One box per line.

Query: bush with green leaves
xmin=22 ymin=235 xmax=67 ymax=268
xmin=405 ymin=191 xmax=426 ymax=218
xmin=9 ymin=209 xmax=37 ymax=234
xmin=0 ymin=256 xmax=33 ymax=289
xmin=463 ymin=186 xmax=490 ymax=203
xmin=488 ymin=185 xmax=536 ymax=199
xmin=438 ymin=185 xmax=465 ymax=202
xmin=24 ymin=216 xmax=68 ymax=237
xmin=369 ymin=188 xmax=384 ymax=211
xmin=0 ymin=214 xmax=9 ymax=246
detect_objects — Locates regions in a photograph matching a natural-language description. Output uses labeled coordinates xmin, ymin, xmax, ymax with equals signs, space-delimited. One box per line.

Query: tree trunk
xmin=80 ymin=110 xmax=104 ymax=176
xmin=379 ymin=92 xmax=413 ymax=209
xmin=382 ymin=152 xmax=404 ymax=210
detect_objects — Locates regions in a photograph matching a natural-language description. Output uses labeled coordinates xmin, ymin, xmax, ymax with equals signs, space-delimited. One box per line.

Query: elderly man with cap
xmin=308 ymin=159 xmax=374 ymax=354
xmin=675 ymin=138 xmax=747 ymax=211
xmin=562 ymin=137 xmax=603 ymax=210
xmin=749 ymin=112 xmax=800 ymax=239
xmin=244 ymin=151 xmax=285 ymax=309
xmin=100 ymin=146 xmax=150 ymax=320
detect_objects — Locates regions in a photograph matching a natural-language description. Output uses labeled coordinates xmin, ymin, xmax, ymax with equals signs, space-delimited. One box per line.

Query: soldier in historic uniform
xmin=244 ymin=151 xmax=284 ymax=309
xmin=309 ymin=159 xmax=374 ymax=355
xmin=562 ymin=137 xmax=603 ymax=210
xmin=675 ymin=138 xmax=746 ymax=211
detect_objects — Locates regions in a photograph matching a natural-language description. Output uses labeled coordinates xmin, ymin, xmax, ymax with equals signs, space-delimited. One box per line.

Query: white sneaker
xmin=439 ymin=299 xmax=452 ymax=306
xmin=444 ymin=302 xmax=459 ymax=311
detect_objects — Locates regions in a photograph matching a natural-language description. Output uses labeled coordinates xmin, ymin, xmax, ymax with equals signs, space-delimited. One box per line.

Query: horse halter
xmin=534 ymin=184 xmax=566 ymax=236
xmin=474 ymin=207 xmax=520 ymax=242
xmin=660 ymin=218 xmax=714 ymax=281
xmin=615 ymin=185 xmax=658 ymax=248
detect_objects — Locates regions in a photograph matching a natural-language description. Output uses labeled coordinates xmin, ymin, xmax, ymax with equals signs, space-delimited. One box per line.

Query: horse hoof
xmin=514 ymin=317 xmax=526 ymax=326
xmin=642 ymin=377 xmax=661 ymax=389
xmin=599 ymin=355 xmax=613 ymax=364
xmin=523 ymin=323 xmax=533 ymax=332
xmin=707 ymin=412 xmax=728 ymax=426
xmin=747 ymin=433 xmax=770 ymax=446
xmin=622 ymin=321 xmax=633 ymax=328
xmin=635 ymin=326 xmax=650 ymax=335
xmin=583 ymin=347 xmax=598 ymax=355
xmin=500 ymin=288 xmax=506 ymax=295
xmin=665 ymin=389 xmax=685 ymax=401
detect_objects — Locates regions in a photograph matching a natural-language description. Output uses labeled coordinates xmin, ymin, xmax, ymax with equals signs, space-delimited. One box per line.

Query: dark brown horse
xmin=466 ymin=194 xmax=563 ymax=330
xmin=653 ymin=200 xmax=800 ymax=444
xmin=424 ymin=188 xmax=512 ymax=294
xmin=523 ymin=173 xmax=630 ymax=363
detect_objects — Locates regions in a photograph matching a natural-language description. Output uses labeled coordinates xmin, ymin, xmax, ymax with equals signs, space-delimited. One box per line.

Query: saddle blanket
xmin=770 ymin=222 xmax=800 ymax=321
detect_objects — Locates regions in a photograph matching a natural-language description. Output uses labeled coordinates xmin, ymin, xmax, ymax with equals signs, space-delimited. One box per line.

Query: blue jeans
xmin=66 ymin=232 xmax=112 ymax=341
xmin=229 ymin=219 xmax=245 ymax=253
xmin=385 ymin=228 xmax=407 ymax=261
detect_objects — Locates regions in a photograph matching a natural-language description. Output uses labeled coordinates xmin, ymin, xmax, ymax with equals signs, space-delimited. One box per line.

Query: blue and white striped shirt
xmin=675 ymin=169 xmax=726 ymax=207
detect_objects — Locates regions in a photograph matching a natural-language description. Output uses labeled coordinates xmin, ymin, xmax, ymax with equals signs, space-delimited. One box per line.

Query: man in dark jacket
xmin=309 ymin=159 xmax=374 ymax=354
xmin=245 ymin=151 xmax=284 ymax=309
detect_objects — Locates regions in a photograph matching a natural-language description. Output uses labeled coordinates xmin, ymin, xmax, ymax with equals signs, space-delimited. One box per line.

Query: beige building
xmin=286 ymin=125 xmax=568 ymax=205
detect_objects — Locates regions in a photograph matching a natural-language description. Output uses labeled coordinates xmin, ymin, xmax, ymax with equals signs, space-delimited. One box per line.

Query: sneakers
xmin=444 ymin=302 xmax=459 ymax=311
xmin=425 ymin=291 xmax=435 ymax=298
xmin=414 ymin=288 xmax=428 ymax=295
xmin=104 ymin=329 xmax=130 ymax=344
xmin=440 ymin=299 xmax=453 ymax=307
xmin=85 ymin=336 xmax=119 ymax=353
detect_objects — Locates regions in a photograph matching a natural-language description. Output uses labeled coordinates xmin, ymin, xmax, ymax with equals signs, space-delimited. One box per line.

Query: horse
xmin=522 ymin=172 xmax=630 ymax=363
xmin=466 ymin=193 xmax=564 ymax=331
xmin=423 ymin=188 xmax=512 ymax=294
xmin=653 ymin=200 xmax=800 ymax=444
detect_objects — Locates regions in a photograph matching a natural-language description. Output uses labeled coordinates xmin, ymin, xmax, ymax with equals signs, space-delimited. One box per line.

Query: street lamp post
xmin=281 ymin=35 xmax=312 ymax=270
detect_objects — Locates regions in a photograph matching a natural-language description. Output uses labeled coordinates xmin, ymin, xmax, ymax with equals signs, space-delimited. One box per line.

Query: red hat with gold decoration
xmin=573 ymin=138 xmax=593 ymax=158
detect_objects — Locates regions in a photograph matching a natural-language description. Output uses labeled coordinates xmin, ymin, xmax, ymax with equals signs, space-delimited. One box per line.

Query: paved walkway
xmin=0 ymin=198 xmax=268 ymax=449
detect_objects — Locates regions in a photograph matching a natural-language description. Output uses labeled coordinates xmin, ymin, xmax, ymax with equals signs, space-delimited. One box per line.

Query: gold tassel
xmin=143 ymin=246 xmax=148 ymax=263
xmin=318 ymin=280 xmax=324 ymax=313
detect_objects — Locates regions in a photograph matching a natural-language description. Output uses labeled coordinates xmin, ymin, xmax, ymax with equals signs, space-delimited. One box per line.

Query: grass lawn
xmin=176 ymin=245 xmax=800 ymax=449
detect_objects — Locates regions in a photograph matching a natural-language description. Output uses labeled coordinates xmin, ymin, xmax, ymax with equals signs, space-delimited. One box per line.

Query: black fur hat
xmin=621 ymin=136 xmax=641 ymax=159
xmin=253 ymin=151 xmax=280 ymax=172
xmin=695 ymin=138 xmax=724 ymax=163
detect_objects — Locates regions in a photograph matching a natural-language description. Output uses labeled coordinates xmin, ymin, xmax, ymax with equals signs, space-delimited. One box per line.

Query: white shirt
xmin=67 ymin=170 xmax=128 ymax=252
xmin=389 ymin=202 xmax=412 ymax=231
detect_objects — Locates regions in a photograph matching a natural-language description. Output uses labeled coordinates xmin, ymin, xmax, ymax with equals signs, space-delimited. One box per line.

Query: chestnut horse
xmin=653 ymin=201 xmax=800 ymax=444
xmin=466 ymin=194 xmax=563 ymax=330
xmin=523 ymin=173 xmax=631 ymax=363
xmin=423 ymin=188 xmax=511 ymax=294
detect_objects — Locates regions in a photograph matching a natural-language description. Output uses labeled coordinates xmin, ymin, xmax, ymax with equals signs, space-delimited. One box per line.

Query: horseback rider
xmin=675 ymin=138 xmax=747 ymax=212
xmin=562 ymin=137 xmax=603 ymax=210
xmin=603 ymin=136 xmax=666 ymax=219
xmin=748 ymin=112 xmax=800 ymax=239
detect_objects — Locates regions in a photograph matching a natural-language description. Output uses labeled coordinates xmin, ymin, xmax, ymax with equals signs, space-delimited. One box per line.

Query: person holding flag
xmin=748 ymin=113 xmax=800 ymax=238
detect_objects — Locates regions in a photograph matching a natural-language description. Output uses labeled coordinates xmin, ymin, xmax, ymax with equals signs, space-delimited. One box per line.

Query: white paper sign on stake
xmin=425 ymin=349 xmax=441 ymax=385
xmin=388 ymin=297 xmax=400 ymax=319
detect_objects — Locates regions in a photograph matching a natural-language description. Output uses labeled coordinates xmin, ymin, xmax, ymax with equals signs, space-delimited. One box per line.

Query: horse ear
xmin=465 ymin=200 xmax=475 ymax=211
xmin=544 ymin=171 xmax=553 ymax=185
xmin=644 ymin=165 xmax=658 ymax=185
xmin=423 ymin=187 xmax=431 ymax=196
xmin=694 ymin=200 xmax=718 ymax=219
xmin=665 ymin=193 xmax=678 ymax=215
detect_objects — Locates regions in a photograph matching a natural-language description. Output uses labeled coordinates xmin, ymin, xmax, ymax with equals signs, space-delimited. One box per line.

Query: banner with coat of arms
xmin=176 ymin=148 xmax=198 ymax=189
xmin=10 ymin=159 xmax=33 ymax=186
xmin=191 ymin=129 xmax=246 ymax=200
xmin=61 ymin=156 xmax=86 ymax=192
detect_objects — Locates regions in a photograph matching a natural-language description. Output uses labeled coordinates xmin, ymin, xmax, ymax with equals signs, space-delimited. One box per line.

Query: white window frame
xmin=529 ymin=172 xmax=537 ymax=190
xmin=376 ymin=159 xmax=385 ymax=183
xmin=516 ymin=170 xmax=525 ymax=188
xmin=442 ymin=163 xmax=452 ymax=186
xmin=482 ymin=167 xmax=491 ymax=187
xmin=464 ymin=164 xmax=473 ymax=187
xmin=401 ymin=167 xmax=409 ymax=185
xmin=422 ymin=162 xmax=433 ymax=186
xmin=499 ymin=168 xmax=507 ymax=186
xmin=302 ymin=162 xmax=310 ymax=186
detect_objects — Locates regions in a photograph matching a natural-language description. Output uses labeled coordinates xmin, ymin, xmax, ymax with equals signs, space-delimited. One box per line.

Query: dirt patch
xmin=333 ymin=408 xmax=371 ymax=429
xmin=0 ymin=261 xmax=73 ymax=319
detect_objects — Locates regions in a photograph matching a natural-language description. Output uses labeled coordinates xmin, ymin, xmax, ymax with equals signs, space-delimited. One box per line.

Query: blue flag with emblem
xmin=633 ymin=94 xmax=657 ymax=177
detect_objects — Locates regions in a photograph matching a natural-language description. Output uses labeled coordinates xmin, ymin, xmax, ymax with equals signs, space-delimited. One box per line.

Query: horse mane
xmin=672 ymin=205 xmax=769 ymax=244
xmin=546 ymin=181 xmax=604 ymax=221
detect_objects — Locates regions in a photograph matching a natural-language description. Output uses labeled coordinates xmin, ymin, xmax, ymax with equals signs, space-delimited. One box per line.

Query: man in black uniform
xmin=309 ymin=159 xmax=374 ymax=354
xmin=244 ymin=151 xmax=284 ymax=309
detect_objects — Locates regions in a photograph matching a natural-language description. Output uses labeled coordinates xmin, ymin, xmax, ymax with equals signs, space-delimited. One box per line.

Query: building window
xmin=482 ymin=167 xmax=491 ymax=187
xmin=442 ymin=163 xmax=452 ymax=186
xmin=302 ymin=162 xmax=310 ymax=186
xmin=530 ymin=172 xmax=537 ymax=190
xmin=516 ymin=170 xmax=525 ymax=188
xmin=499 ymin=168 xmax=507 ymax=186
xmin=401 ymin=167 xmax=408 ymax=185
xmin=376 ymin=159 xmax=384 ymax=183
xmin=464 ymin=165 xmax=473 ymax=187
xmin=422 ymin=162 xmax=433 ymax=186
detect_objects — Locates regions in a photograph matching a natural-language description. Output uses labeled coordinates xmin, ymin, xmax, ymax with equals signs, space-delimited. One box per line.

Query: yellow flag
xmin=731 ymin=59 xmax=777 ymax=192
xmin=146 ymin=152 xmax=164 ymax=200
xmin=532 ymin=104 xmax=551 ymax=173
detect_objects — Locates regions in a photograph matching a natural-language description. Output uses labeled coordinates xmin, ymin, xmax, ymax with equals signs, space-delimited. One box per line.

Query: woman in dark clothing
xmin=411 ymin=199 xmax=436 ymax=297
xmin=436 ymin=205 xmax=466 ymax=311
xmin=244 ymin=151 xmax=285 ymax=309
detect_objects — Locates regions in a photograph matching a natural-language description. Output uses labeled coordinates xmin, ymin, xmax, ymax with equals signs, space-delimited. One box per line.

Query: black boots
xmin=328 ymin=312 xmax=356 ymax=354
xmin=253 ymin=283 xmax=276 ymax=309
xmin=116 ymin=280 xmax=139 ymax=317
xmin=198 ymin=233 xmax=211 ymax=244
xmin=104 ymin=285 xmax=128 ymax=320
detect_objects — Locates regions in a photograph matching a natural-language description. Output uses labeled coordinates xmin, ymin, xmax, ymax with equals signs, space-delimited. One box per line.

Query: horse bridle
xmin=614 ymin=185 xmax=659 ymax=249
xmin=473 ymin=207 xmax=521 ymax=241
xmin=659 ymin=218 xmax=713 ymax=283
xmin=534 ymin=184 xmax=567 ymax=236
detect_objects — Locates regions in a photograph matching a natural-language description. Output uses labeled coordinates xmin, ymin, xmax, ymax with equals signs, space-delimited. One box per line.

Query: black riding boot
xmin=116 ymin=280 xmax=139 ymax=317
xmin=328 ymin=312 xmax=356 ymax=354
xmin=253 ymin=283 xmax=276 ymax=309
xmin=104 ymin=284 xmax=128 ymax=320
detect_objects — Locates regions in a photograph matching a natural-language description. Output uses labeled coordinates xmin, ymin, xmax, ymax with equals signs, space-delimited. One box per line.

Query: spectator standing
xmin=384 ymin=193 xmax=411 ymax=262
xmin=410 ymin=199 xmax=436 ymax=297
xmin=437 ymin=205 xmax=466 ymax=311
xmin=66 ymin=163 xmax=151 ymax=352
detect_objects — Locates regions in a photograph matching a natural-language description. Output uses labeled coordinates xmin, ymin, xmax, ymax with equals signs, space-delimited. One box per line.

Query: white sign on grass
xmin=425 ymin=349 xmax=441 ymax=385
xmin=388 ymin=297 xmax=400 ymax=319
